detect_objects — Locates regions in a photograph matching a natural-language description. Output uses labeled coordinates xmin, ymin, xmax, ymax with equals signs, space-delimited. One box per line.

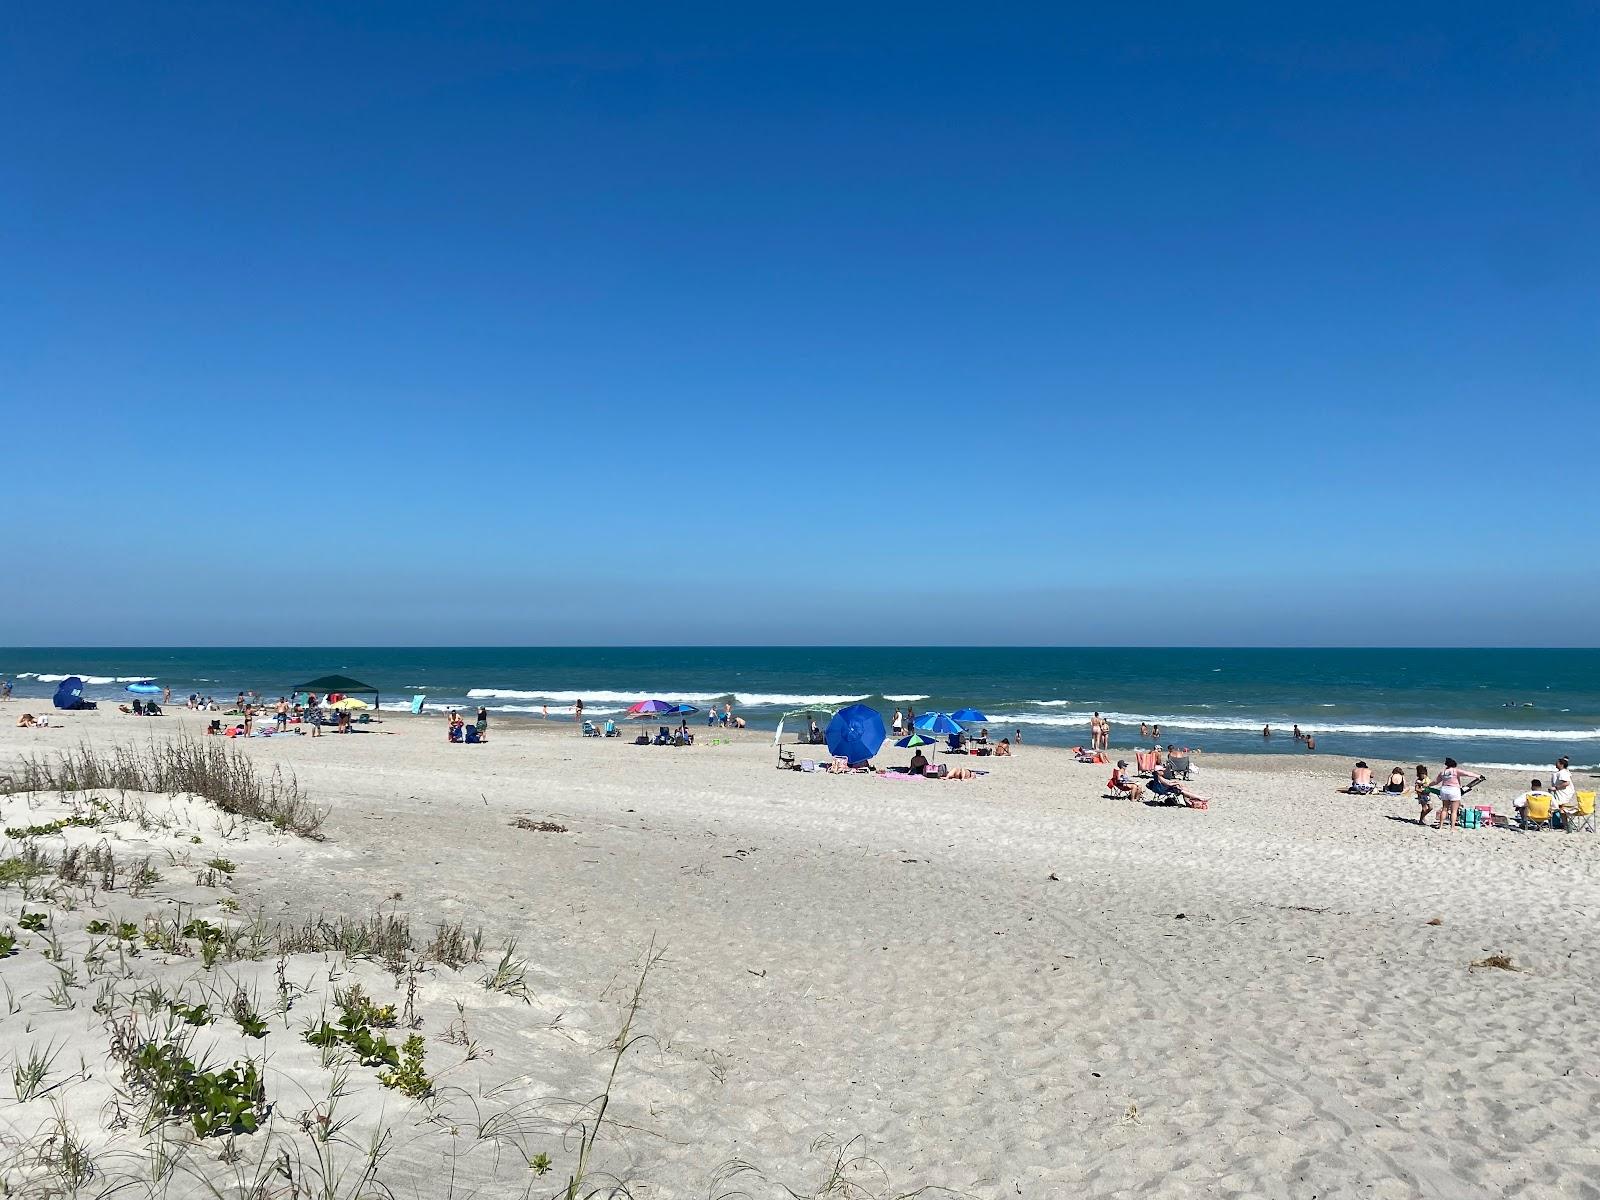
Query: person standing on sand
xmin=1432 ymin=758 xmax=1484 ymax=830
xmin=1014 ymin=728 xmax=1022 ymax=745
xmin=476 ymin=706 xmax=489 ymax=741
xmin=574 ymin=698 xmax=583 ymax=724
xmin=723 ymin=702 xmax=733 ymax=727
xmin=1090 ymin=712 xmax=1101 ymax=751
xmin=892 ymin=709 xmax=903 ymax=736
xmin=1551 ymin=756 xmax=1574 ymax=812
xmin=242 ymin=702 xmax=253 ymax=738
xmin=1101 ymin=717 xmax=1112 ymax=750
xmin=275 ymin=697 xmax=289 ymax=730
xmin=1 ymin=681 xmax=10 ymax=701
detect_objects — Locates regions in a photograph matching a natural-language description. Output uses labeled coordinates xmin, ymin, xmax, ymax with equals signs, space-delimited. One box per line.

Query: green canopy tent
xmin=290 ymin=674 xmax=381 ymax=710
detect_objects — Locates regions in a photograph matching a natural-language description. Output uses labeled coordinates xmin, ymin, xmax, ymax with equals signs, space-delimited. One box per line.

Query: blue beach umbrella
xmin=670 ymin=704 xmax=699 ymax=716
xmin=126 ymin=681 xmax=162 ymax=696
xmin=912 ymin=711 xmax=962 ymax=735
xmin=52 ymin=677 xmax=86 ymax=710
xmin=894 ymin=733 xmax=936 ymax=749
xmin=826 ymin=703 xmax=886 ymax=765
xmin=950 ymin=707 xmax=988 ymax=724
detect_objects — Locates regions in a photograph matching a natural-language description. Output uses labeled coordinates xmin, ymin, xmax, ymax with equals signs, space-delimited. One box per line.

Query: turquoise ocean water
xmin=2 ymin=648 xmax=1596 ymax=769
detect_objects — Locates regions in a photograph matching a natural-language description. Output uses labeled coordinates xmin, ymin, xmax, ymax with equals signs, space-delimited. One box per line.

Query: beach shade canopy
xmin=329 ymin=697 xmax=370 ymax=710
xmin=292 ymin=675 xmax=381 ymax=708
xmin=950 ymin=707 xmax=989 ymax=724
xmin=894 ymin=733 xmax=937 ymax=749
xmin=626 ymin=699 xmax=676 ymax=718
xmin=773 ymin=705 xmax=840 ymax=746
xmin=912 ymin=711 xmax=963 ymax=735
xmin=670 ymin=704 xmax=699 ymax=715
xmin=52 ymin=676 xmax=87 ymax=710
xmin=126 ymin=682 xmax=163 ymax=696
xmin=826 ymin=703 xmax=886 ymax=765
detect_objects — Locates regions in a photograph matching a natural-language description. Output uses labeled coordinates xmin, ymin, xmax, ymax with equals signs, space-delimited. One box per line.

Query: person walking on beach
xmin=275 ymin=697 xmax=289 ymax=730
xmin=892 ymin=709 xmax=903 ymax=736
xmin=1 ymin=681 xmax=10 ymax=701
xmin=541 ymin=703 xmax=548 ymax=720
xmin=574 ymin=698 xmax=583 ymax=724
xmin=476 ymin=706 xmax=489 ymax=741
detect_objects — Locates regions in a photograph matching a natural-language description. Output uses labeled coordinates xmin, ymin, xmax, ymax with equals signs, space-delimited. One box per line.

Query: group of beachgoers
xmin=1106 ymin=748 xmax=1209 ymax=808
xmin=446 ymin=707 xmax=490 ymax=743
xmin=1342 ymin=755 xmax=1580 ymax=830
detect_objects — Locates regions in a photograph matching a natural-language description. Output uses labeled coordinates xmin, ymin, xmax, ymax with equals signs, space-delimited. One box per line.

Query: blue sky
xmin=3 ymin=3 xmax=1595 ymax=645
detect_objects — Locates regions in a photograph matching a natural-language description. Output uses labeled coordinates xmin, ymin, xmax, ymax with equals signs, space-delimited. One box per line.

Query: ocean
xmin=3 ymin=647 xmax=1596 ymax=769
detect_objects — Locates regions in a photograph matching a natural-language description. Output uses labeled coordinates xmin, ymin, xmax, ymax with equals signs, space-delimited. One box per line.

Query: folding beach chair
xmin=1522 ymin=793 xmax=1553 ymax=831
xmin=1561 ymin=790 xmax=1595 ymax=834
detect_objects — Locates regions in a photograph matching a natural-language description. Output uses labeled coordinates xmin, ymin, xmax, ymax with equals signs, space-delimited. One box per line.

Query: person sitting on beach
xmin=1512 ymin=779 xmax=1548 ymax=822
xmin=1385 ymin=766 xmax=1407 ymax=794
xmin=994 ymin=738 xmax=1011 ymax=757
xmin=808 ymin=718 xmax=823 ymax=744
xmin=1347 ymin=761 xmax=1376 ymax=794
xmin=1109 ymin=761 xmax=1144 ymax=802
xmin=908 ymin=749 xmax=929 ymax=776
xmin=1149 ymin=765 xmax=1207 ymax=808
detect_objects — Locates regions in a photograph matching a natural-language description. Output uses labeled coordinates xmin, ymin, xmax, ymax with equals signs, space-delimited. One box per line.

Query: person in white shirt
xmin=1551 ymin=757 xmax=1574 ymax=811
xmin=1513 ymin=778 xmax=1548 ymax=821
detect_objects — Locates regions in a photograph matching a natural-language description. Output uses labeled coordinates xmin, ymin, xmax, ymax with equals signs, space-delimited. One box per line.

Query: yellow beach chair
xmin=1560 ymin=790 xmax=1595 ymax=834
xmin=1522 ymin=792 xmax=1553 ymax=831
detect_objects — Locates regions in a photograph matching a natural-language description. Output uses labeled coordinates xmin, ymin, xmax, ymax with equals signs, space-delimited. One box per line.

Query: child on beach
xmin=1414 ymin=765 xmax=1434 ymax=824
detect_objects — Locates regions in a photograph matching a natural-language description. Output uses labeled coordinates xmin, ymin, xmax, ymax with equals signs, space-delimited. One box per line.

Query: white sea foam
xmin=463 ymin=687 xmax=865 ymax=708
xmin=883 ymin=694 xmax=930 ymax=703
xmin=465 ymin=688 xmax=730 ymax=704
xmin=15 ymin=672 xmax=156 ymax=685
xmin=733 ymin=693 xmax=867 ymax=708
xmin=985 ymin=710 xmax=1600 ymax=741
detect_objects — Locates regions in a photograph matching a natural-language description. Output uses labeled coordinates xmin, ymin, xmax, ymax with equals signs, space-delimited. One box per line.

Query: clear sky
xmin=3 ymin=3 xmax=1595 ymax=646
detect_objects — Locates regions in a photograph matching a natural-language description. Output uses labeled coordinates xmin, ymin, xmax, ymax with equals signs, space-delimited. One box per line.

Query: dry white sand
xmin=1 ymin=704 xmax=1597 ymax=1198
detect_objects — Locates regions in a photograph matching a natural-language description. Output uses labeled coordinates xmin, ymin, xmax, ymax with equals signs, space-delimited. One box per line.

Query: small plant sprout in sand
xmin=481 ymin=939 xmax=533 ymax=1003
xmin=12 ymin=1040 xmax=65 ymax=1101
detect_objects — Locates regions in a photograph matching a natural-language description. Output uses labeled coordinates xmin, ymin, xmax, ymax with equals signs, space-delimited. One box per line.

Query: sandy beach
xmin=1 ymin=704 xmax=1596 ymax=1198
